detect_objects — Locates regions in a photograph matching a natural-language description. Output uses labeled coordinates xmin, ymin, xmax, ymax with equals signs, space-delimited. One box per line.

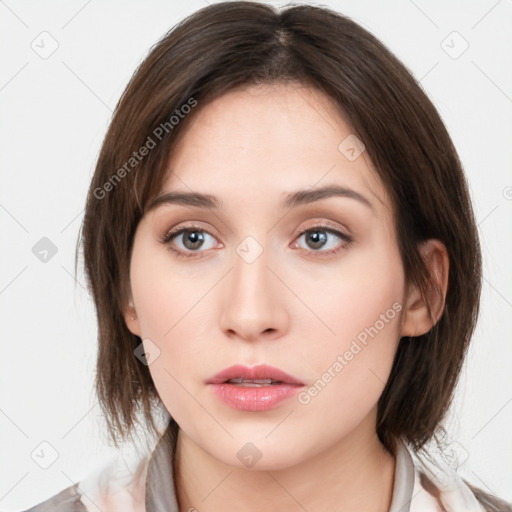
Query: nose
xmin=219 ymin=241 xmax=289 ymax=342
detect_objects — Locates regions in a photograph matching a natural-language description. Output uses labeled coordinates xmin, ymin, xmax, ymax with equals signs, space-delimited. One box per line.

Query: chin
xmin=205 ymin=435 xmax=310 ymax=472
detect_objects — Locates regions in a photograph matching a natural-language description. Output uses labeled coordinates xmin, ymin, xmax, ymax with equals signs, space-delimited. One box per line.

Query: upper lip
xmin=207 ymin=364 xmax=304 ymax=385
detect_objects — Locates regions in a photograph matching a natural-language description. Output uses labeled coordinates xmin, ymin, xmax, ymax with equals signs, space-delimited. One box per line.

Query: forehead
xmin=159 ymin=83 xmax=390 ymax=215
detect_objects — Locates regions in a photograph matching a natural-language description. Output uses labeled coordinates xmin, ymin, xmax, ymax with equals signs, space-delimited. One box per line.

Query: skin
xmin=123 ymin=82 xmax=449 ymax=512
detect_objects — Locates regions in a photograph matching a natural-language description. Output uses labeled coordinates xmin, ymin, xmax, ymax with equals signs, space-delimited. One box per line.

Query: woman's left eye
xmin=159 ymin=224 xmax=352 ymax=259
xmin=293 ymin=227 xmax=352 ymax=256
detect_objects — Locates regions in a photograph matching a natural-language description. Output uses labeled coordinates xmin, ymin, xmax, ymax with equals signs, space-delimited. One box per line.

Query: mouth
xmin=206 ymin=364 xmax=304 ymax=412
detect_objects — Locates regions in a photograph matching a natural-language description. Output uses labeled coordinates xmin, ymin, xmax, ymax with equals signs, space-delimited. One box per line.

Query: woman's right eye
xmin=159 ymin=225 xmax=220 ymax=259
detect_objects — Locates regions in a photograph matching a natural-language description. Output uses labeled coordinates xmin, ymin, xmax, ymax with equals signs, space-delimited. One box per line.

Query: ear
xmin=401 ymin=239 xmax=449 ymax=338
xmin=123 ymin=293 xmax=142 ymax=337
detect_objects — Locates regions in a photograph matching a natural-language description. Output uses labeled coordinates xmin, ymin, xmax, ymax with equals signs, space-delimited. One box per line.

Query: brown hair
xmin=76 ymin=2 xmax=508 ymax=508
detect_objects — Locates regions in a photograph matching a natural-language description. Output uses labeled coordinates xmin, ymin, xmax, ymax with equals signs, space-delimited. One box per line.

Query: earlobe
xmin=123 ymin=300 xmax=142 ymax=337
xmin=400 ymin=239 xmax=449 ymax=338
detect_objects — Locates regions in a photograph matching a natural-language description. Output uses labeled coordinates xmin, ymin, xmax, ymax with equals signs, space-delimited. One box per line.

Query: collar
xmin=145 ymin=418 xmax=180 ymax=512
xmin=144 ymin=420 xmax=415 ymax=512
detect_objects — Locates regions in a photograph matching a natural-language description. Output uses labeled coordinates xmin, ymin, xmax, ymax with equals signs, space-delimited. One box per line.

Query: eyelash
xmin=158 ymin=222 xmax=353 ymax=259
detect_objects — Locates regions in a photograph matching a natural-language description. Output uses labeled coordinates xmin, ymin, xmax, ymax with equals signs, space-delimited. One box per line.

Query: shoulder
xmin=18 ymin=483 xmax=86 ymax=512
xmin=403 ymin=440 xmax=512 ymax=512
xmin=463 ymin=481 xmax=512 ymax=512
xmin=19 ymin=447 xmax=151 ymax=512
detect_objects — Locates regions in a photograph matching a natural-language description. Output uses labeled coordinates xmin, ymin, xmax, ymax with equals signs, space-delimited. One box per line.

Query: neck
xmin=173 ymin=412 xmax=396 ymax=512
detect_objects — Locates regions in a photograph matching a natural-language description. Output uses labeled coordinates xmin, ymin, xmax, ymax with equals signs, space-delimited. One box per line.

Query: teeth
xmin=227 ymin=377 xmax=280 ymax=386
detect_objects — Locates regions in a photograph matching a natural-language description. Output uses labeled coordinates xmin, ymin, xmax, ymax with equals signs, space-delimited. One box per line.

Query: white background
xmin=1 ymin=0 xmax=511 ymax=509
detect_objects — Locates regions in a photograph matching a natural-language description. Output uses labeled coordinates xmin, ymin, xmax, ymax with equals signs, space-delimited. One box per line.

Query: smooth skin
xmin=123 ymin=82 xmax=449 ymax=512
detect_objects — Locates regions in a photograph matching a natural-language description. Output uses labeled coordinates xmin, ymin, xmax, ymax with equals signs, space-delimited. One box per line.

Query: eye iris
xmin=306 ymin=230 xmax=327 ymax=249
xmin=183 ymin=230 xmax=204 ymax=250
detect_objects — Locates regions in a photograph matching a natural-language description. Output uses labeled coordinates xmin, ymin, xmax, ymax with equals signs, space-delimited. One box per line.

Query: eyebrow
xmin=147 ymin=185 xmax=376 ymax=213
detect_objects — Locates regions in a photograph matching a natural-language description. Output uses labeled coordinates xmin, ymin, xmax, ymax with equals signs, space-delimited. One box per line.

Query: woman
xmin=22 ymin=1 xmax=512 ymax=511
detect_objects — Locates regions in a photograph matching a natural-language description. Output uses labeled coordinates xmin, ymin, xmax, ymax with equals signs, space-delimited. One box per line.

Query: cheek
xmin=132 ymin=273 xmax=173 ymax=341
xmin=294 ymin=284 xmax=403 ymax=433
xmin=293 ymin=243 xmax=404 ymax=343
xmin=129 ymin=239 xmax=216 ymax=391
xmin=291 ymin=247 xmax=404 ymax=401
xmin=130 ymin=238 xmax=199 ymax=339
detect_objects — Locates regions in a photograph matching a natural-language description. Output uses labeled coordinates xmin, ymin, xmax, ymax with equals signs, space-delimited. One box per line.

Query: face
xmin=125 ymin=83 xmax=412 ymax=470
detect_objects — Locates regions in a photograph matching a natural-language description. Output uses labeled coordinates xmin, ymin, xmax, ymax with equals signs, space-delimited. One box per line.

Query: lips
xmin=207 ymin=364 xmax=304 ymax=386
xmin=207 ymin=364 xmax=305 ymax=411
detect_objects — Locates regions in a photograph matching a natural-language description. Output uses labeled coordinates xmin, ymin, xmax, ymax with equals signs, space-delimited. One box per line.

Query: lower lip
xmin=208 ymin=383 xmax=303 ymax=411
